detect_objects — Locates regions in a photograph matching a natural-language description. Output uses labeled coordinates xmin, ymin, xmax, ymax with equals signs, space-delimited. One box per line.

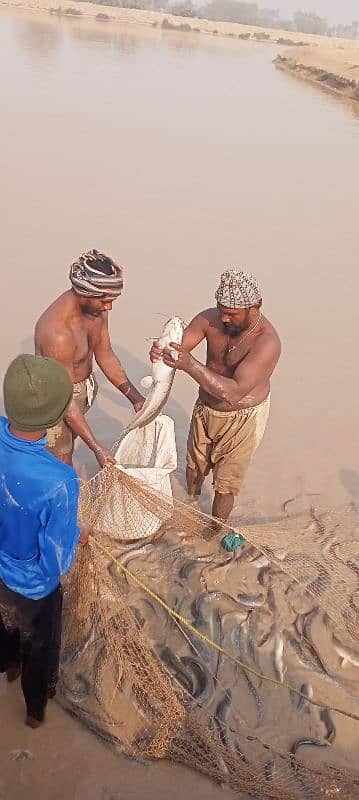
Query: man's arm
xmin=37 ymin=329 xmax=116 ymax=467
xmin=163 ymin=335 xmax=279 ymax=406
xmin=94 ymin=318 xmax=144 ymax=411
xmin=38 ymin=476 xmax=81 ymax=578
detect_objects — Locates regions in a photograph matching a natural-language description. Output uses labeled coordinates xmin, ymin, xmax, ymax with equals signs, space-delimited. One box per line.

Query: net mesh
xmin=59 ymin=464 xmax=359 ymax=799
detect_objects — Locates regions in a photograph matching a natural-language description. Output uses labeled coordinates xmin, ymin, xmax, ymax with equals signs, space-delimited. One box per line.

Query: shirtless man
xmin=35 ymin=249 xmax=144 ymax=467
xmin=151 ymin=269 xmax=281 ymax=523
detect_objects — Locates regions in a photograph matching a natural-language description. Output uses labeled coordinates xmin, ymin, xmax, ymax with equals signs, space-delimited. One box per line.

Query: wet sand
xmin=0 ymin=678 xmax=237 ymax=800
xmin=275 ymin=46 xmax=359 ymax=102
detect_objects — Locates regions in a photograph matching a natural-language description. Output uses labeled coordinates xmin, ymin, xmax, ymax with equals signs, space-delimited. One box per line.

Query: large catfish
xmin=122 ymin=316 xmax=185 ymax=435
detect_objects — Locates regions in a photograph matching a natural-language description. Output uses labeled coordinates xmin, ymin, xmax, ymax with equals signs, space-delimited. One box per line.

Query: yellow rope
xmin=91 ymin=535 xmax=359 ymax=725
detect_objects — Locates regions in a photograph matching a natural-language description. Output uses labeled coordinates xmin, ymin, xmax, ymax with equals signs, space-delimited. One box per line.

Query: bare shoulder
xmin=187 ymin=308 xmax=214 ymax=328
xmin=35 ymin=292 xmax=75 ymax=352
xmin=253 ymin=316 xmax=281 ymax=364
xmin=188 ymin=307 xmax=220 ymax=332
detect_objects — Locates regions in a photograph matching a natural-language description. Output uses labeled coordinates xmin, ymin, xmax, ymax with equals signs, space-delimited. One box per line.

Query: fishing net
xmin=59 ymin=450 xmax=359 ymax=799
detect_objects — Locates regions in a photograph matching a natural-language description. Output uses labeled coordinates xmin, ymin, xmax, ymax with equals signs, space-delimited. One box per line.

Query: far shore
xmin=1 ymin=0 xmax=359 ymax=50
xmin=1 ymin=0 xmax=359 ymax=103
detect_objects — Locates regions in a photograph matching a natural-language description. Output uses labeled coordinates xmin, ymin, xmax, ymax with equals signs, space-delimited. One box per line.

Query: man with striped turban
xmin=35 ymin=250 xmax=145 ymax=467
xmin=151 ymin=269 xmax=281 ymax=526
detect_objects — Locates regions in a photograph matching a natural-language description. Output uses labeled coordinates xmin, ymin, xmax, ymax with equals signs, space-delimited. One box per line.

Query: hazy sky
xmin=260 ymin=0 xmax=359 ymax=24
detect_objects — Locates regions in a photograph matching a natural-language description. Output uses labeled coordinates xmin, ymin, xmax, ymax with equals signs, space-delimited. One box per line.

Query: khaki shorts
xmin=46 ymin=373 xmax=98 ymax=457
xmin=186 ymin=395 xmax=270 ymax=496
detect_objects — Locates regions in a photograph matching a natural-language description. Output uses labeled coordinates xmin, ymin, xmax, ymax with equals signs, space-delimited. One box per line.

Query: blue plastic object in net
xmin=220 ymin=531 xmax=246 ymax=552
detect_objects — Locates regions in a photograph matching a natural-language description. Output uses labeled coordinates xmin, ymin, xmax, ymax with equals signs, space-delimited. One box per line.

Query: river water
xmin=1 ymin=10 xmax=359 ymax=798
xmin=1 ymin=10 xmax=359 ymax=508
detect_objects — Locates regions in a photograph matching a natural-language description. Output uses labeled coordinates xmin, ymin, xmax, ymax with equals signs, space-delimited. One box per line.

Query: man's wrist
xmin=118 ymin=380 xmax=132 ymax=397
xmin=118 ymin=380 xmax=141 ymax=405
xmin=91 ymin=441 xmax=103 ymax=455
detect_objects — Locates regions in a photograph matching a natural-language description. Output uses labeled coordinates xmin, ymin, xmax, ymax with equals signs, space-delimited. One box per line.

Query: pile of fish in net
xmin=59 ymin=465 xmax=359 ymax=799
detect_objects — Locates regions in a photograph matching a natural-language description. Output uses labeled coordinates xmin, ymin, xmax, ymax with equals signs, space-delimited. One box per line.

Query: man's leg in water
xmin=186 ymin=404 xmax=212 ymax=502
xmin=22 ymin=585 xmax=63 ymax=728
xmin=210 ymin=398 xmax=271 ymax=531
xmin=186 ymin=466 xmax=206 ymax=500
xmin=0 ymin=600 xmax=21 ymax=681
xmin=212 ymin=491 xmax=235 ymax=522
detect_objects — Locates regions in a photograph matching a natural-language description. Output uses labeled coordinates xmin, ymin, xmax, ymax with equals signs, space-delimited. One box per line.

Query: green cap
xmin=3 ymin=354 xmax=73 ymax=432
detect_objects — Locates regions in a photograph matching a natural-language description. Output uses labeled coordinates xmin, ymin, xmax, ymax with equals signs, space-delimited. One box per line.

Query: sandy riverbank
xmin=275 ymin=46 xmax=359 ymax=102
xmin=1 ymin=0 xmax=358 ymax=49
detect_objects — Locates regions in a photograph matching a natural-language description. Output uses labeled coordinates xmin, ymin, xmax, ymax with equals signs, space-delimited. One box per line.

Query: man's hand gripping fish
xmin=122 ymin=317 xmax=185 ymax=435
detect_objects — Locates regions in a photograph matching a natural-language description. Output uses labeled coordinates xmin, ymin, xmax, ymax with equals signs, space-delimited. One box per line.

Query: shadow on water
xmin=339 ymin=468 xmax=359 ymax=500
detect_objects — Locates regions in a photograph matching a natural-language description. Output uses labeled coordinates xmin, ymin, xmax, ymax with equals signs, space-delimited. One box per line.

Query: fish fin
xmin=141 ymin=376 xmax=153 ymax=389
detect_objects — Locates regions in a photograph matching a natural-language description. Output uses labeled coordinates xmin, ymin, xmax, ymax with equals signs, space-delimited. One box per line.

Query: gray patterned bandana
xmin=215 ymin=269 xmax=262 ymax=309
xmin=69 ymin=250 xmax=123 ymax=298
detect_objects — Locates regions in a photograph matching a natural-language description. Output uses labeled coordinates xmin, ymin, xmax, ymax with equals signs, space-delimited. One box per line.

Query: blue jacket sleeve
xmin=38 ymin=476 xmax=80 ymax=579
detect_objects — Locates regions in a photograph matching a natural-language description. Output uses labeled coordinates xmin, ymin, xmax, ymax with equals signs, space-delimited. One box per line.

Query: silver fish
xmin=297 ymin=683 xmax=313 ymax=713
xmin=284 ymin=630 xmax=351 ymax=698
xmin=179 ymin=555 xmax=215 ymax=580
xmin=180 ymin=656 xmax=214 ymax=706
xmin=284 ymin=629 xmax=325 ymax=675
xmin=273 ymin=633 xmax=285 ymax=683
xmin=320 ymin=708 xmax=336 ymax=744
xmin=208 ymin=718 xmax=230 ymax=776
xmin=291 ymin=737 xmax=328 ymax=756
xmin=160 ymin=647 xmax=194 ymax=694
xmin=231 ymin=627 xmax=264 ymax=725
xmin=59 ymin=673 xmax=91 ymax=705
xmin=333 ymin=636 xmax=359 ymax=668
xmin=302 ymin=608 xmax=328 ymax=673
xmin=237 ymin=592 xmax=265 ymax=608
xmin=212 ymin=691 xmax=237 ymax=754
xmin=122 ymin=317 xmax=185 ymax=434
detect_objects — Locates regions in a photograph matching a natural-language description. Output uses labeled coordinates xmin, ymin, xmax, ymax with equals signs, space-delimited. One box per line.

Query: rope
xmin=90 ymin=535 xmax=359 ymax=724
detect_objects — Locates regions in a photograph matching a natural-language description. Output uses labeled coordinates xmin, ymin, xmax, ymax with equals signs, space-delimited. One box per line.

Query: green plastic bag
xmin=220 ymin=531 xmax=246 ymax=552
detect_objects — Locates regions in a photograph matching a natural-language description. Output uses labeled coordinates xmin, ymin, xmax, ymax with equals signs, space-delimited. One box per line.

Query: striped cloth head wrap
xmin=215 ymin=269 xmax=261 ymax=309
xmin=69 ymin=249 xmax=123 ymax=298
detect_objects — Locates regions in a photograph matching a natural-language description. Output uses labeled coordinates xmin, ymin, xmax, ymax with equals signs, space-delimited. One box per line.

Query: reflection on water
xmin=68 ymin=19 xmax=143 ymax=53
xmin=13 ymin=14 xmax=63 ymax=55
xmin=1 ymin=9 xmax=359 ymax=513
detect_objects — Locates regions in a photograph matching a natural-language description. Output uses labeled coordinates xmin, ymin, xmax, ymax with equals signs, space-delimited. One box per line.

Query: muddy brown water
xmin=0 ymin=9 xmax=359 ymax=798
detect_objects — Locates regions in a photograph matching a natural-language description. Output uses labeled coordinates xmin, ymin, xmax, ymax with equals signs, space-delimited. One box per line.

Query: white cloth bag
xmin=95 ymin=415 xmax=177 ymax=540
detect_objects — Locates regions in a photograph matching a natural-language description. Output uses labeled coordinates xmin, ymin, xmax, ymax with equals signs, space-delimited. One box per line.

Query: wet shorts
xmin=186 ymin=395 xmax=270 ymax=496
xmin=46 ymin=373 xmax=98 ymax=458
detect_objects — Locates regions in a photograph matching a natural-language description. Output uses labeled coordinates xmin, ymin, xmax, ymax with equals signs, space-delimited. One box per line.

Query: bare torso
xmin=35 ymin=290 xmax=105 ymax=383
xmin=194 ymin=308 xmax=280 ymax=411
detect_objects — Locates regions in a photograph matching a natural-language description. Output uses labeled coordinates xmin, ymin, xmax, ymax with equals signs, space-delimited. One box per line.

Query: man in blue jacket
xmin=0 ymin=354 xmax=86 ymax=728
